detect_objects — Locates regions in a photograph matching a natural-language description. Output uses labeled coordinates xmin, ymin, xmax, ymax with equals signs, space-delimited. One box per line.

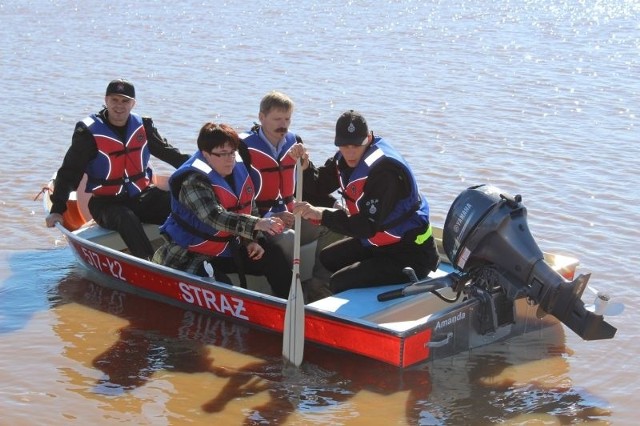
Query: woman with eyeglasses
xmin=153 ymin=122 xmax=292 ymax=298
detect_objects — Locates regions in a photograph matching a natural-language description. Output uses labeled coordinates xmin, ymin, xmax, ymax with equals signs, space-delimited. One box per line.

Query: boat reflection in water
xmin=47 ymin=270 xmax=612 ymax=424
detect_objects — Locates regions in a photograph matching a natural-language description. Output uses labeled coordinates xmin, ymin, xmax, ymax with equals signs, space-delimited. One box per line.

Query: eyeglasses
xmin=209 ymin=150 xmax=237 ymax=159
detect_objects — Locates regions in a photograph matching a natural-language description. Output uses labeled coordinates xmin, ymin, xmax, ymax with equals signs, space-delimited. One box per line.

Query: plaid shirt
xmin=152 ymin=172 xmax=262 ymax=275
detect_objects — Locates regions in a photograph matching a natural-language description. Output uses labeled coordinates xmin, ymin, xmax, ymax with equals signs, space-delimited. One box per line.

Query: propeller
xmin=584 ymin=285 xmax=624 ymax=316
xmin=535 ymin=280 xmax=624 ymax=320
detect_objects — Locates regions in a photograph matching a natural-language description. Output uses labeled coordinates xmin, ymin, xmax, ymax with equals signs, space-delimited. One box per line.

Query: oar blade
xmin=283 ymin=272 xmax=305 ymax=366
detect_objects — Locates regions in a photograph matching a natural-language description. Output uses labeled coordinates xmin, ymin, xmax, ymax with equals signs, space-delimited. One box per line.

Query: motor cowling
xmin=442 ymin=184 xmax=542 ymax=286
xmin=441 ymin=184 xmax=616 ymax=341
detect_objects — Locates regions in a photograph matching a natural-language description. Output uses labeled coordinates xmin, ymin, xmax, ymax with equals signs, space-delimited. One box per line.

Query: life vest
xmin=160 ymin=151 xmax=254 ymax=257
xmin=337 ymin=137 xmax=430 ymax=247
xmin=240 ymin=130 xmax=298 ymax=215
xmin=83 ymin=113 xmax=152 ymax=197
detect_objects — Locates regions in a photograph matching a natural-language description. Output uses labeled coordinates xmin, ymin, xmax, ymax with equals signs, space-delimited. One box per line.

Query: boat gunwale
xmin=44 ymin=180 xmax=583 ymax=367
xmin=58 ymin=222 xmax=461 ymax=365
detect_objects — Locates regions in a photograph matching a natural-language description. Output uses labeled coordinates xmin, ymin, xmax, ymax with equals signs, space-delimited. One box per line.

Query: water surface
xmin=1 ymin=0 xmax=638 ymax=424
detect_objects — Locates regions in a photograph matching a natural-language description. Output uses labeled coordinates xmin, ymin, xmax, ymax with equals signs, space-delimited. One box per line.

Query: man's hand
xmin=293 ymin=201 xmax=325 ymax=222
xmin=289 ymin=143 xmax=310 ymax=170
xmin=45 ymin=212 xmax=63 ymax=228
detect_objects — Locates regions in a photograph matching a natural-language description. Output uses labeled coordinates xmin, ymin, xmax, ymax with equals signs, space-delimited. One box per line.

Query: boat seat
xmin=79 ymin=221 xmax=317 ymax=296
xmin=78 ymin=222 xmax=162 ymax=252
xmin=308 ymin=264 xmax=458 ymax=329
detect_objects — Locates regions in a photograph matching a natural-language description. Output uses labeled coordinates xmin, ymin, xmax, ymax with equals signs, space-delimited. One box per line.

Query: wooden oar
xmin=282 ymin=159 xmax=304 ymax=367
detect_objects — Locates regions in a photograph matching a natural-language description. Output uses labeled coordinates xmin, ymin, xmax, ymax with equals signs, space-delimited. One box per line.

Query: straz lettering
xmin=435 ymin=311 xmax=465 ymax=331
xmin=179 ymin=282 xmax=249 ymax=320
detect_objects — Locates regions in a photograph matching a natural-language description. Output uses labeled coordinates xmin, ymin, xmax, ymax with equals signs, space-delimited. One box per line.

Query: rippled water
xmin=1 ymin=0 xmax=638 ymax=424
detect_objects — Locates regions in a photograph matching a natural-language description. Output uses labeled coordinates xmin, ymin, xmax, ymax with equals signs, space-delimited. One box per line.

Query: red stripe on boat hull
xmin=66 ymin=238 xmax=431 ymax=367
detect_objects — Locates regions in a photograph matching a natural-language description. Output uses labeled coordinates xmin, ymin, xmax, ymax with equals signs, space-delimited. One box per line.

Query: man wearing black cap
xmin=45 ymin=78 xmax=189 ymax=259
xmin=294 ymin=110 xmax=440 ymax=298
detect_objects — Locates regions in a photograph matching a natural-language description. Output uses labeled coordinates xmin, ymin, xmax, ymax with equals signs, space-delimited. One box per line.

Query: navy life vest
xmin=161 ymin=151 xmax=254 ymax=256
xmin=337 ymin=137 xmax=430 ymax=247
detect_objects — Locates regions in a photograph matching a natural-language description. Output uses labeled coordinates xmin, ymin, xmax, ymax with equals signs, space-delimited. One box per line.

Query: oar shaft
xmin=283 ymin=158 xmax=305 ymax=367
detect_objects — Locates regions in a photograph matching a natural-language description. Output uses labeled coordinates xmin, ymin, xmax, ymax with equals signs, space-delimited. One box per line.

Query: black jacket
xmin=50 ymin=108 xmax=189 ymax=215
xmin=303 ymin=149 xmax=415 ymax=239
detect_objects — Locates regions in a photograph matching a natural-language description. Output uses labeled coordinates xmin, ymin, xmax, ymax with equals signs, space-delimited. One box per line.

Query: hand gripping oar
xmin=283 ymin=159 xmax=304 ymax=367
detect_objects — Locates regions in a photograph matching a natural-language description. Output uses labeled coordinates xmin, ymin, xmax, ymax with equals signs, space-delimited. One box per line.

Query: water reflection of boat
xmin=41 ymin=176 xmax=619 ymax=368
xmin=50 ymin=272 xmax=435 ymax=422
xmin=51 ymin=272 xmax=426 ymax=389
xmin=50 ymin=272 xmax=612 ymax=424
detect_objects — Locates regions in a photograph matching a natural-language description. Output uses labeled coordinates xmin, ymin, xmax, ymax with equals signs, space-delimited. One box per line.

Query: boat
xmin=39 ymin=176 xmax=620 ymax=368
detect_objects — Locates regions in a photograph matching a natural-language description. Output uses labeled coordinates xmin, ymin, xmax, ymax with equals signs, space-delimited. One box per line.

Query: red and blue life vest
xmin=160 ymin=151 xmax=254 ymax=257
xmin=83 ymin=113 xmax=152 ymax=197
xmin=337 ymin=137 xmax=430 ymax=247
xmin=241 ymin=130 xmax=298 ymax=215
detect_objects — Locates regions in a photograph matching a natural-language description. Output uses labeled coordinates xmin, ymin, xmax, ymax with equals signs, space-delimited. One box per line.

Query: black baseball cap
xmin=105 ymin=79 xmax=135 ymax=100
xmin=334 ymin=110 xmax=369 ymax=146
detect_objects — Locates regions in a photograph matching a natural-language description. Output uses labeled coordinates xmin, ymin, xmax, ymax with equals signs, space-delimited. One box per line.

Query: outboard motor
xmin=442 ymin=184 xmax=616 ymax=341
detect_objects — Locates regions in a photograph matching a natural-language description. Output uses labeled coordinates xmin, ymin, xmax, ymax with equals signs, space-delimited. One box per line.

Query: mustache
xmin=276 ymin=127 xmax=288 ymax=133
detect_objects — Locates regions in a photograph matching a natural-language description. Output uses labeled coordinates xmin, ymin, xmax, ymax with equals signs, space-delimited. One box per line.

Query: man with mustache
xmin=239 ymin=91 xmax=343 ymax=301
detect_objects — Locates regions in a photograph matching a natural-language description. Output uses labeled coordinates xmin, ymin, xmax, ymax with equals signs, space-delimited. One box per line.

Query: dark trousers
xmin=208 ymin=242 xmax=293 ymax=299
xmin=88 ymin=187 xmax=170 ymax=259
xmin=320 ymin=229 xmax=440 ymax=294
